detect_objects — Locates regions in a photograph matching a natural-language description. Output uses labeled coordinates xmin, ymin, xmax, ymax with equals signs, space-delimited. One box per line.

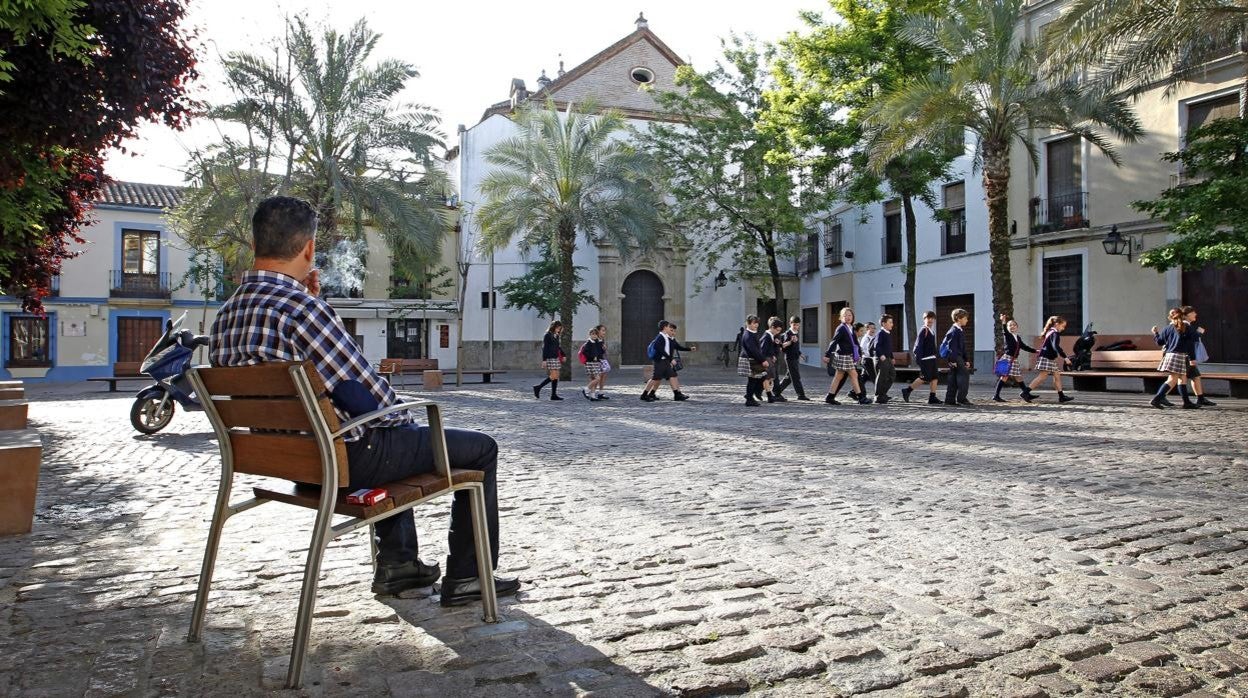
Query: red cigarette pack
xmin=346 ymin=488 xmax=388 ymax=506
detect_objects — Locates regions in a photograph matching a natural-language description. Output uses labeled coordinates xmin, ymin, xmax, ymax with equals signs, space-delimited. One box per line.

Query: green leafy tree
xmin=1044 ymin=0 xmax=1248 ymax=97
xmin=496 ymin=256 xmax=598 ymax=321
xmin=0 ymin=0 xmax=93 ymax=86
xmin=865 ymin=0 xmax=1143 ymax=349
xmin=644 ymin=36 xmax=810 ymax=315
xmin=174 ymin=15 xmax=450 ymax=284
xmin=477 ymin=99 xmax=662 ymax=379
xmin=1135 ymin=118 xmax=1248 ymax=270
xmin=767 ymin=0 xmax=958 ymax=343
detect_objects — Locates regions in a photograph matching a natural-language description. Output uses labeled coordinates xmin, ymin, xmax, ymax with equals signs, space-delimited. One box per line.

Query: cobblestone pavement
xmin=3 ymin=370 xmax=1248 ymax=697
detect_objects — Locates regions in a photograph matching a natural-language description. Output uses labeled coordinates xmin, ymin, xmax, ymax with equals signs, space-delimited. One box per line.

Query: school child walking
xmin=859 ymin=322 xmax=878 ymax=387
xmin=1027 ymin=316 xmax=1075 ymax=403
xmin=533 ymin=320 xmax=565 ymax=400
xmin=592 ymin=324 xmax=611 ymax=400
xmin=641 ymin=321 xmax=694 ymax=402
xmin=823 ymin=307 xmax=871 ymax=405
xmin=1181 ymin=306 xmax=1217 ymax=407
xmin=775 ymin=316 xmax=809 ymax=400
xmin=901 ymin=311 xmax=941 ymax=405
xmin=761 ymin=317 xmax=787 ymax=402
xmin=580 ymin=327 xmax=606 ymax=401
xmin=873 ymin=314 xmax=896 ymax=403
xmin=994 ymin=314 xmax=1038 ymax=402
xmin=738 ymin=314 xmax=769 ymax=407
xmin=942 ymin=308 xmax=972 ymax=405
xmin=1151 ymin=308 xmax=1201 ymax=408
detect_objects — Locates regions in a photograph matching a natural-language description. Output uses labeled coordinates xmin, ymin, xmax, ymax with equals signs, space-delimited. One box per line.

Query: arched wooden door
xmin=621 ymin=270 xmax=664 ymax=365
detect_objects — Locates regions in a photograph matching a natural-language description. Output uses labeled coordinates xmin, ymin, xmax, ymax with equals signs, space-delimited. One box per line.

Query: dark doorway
xmin=883 ymin=303 xmax=905 ymax=349
xmin=1183 ymin=264 xmax=1248 ymax=362
xmin=827 ymin=300 xmax=848 ymax=338
xmin=387 ymin=318 xmax=425 ymax=359
xmin=755 ymin=299 xmax=790 ymax=323
xmin=934 ymin=294 xmax=975 ymax=362
xmin=117 ymin=317 xmax=164 ymax=363
xmin=621 ymin=270 xmax=664 ymax=364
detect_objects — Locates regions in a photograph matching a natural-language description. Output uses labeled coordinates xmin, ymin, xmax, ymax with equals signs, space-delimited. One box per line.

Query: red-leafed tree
xmin=0 ymin=0 xmax=198 ymax=312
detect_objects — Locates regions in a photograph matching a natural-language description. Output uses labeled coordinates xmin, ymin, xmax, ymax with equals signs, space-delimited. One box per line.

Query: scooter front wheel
xmin=130 ymin=396 xmax=175 ymax=434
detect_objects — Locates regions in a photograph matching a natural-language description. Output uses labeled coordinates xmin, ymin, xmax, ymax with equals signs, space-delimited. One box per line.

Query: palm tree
xmin=175 ymin=16 xmax=449 ymax=287
xmin=1044 ymin=0 xmax=1248 ymax=97
xmin=865 ymin=0 xmax=1143 ymax=348
xmin=477 ymin=100 xmax=663 ymax=378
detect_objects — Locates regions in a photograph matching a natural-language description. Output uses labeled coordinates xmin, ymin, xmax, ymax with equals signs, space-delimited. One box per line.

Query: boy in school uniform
xmin=943 ymin=308 xmax=972 ymax=406
xmin=874 ymin=315 xmax=896 ymax=403
xmin=859 ymin=322 xmax=878 ymax=386
xmin=641 ymin=321 xmax=695 ymax=402
xmin=761 ymin=317 xmax=786 ymax=402
xmin=774 ymin=316 xmax=809 ymax=400
xmin=901 ymin=311 xmax=941 ymax=405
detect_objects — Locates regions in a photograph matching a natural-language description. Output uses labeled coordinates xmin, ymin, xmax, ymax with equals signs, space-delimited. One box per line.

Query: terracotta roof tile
xmin=97 ymin=181 xmax=184 ymax=210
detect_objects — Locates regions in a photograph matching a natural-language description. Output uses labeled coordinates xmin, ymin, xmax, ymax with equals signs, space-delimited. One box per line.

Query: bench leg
xmin=1070 ymin=375 xmax=1106 ymax=392
xmin=286 ymin=505 xmax=335 ymax=689
xmin=1231 ymin=382 xmax=1248 ymax=399
xmin=188 ymin=478 xmax=234 ymax=643
xmin=368 ymin=523 xmax=378 ymax=575
xmin=468 ymin=483 xmax=498 ymax=623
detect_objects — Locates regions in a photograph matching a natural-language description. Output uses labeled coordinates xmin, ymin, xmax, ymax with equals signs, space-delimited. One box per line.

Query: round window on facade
xmin=630 ymin=67 xmax=655 ymax=85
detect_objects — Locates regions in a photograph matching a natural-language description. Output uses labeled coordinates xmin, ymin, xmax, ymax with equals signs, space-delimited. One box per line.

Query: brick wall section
xmin=547 ymin=38 xmax=679 ymax=113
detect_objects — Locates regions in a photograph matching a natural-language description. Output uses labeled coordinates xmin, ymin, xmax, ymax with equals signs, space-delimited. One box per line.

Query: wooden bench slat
xmin=0 ymin=400 xmax=29 ymax=431
xmin=229 ymin=432 xmax=349 ymax=485
xmin=197 ymin=363 xmax=304 ymax=396
xmin=213 ymin=398 xmax=316 ymax=432
xmin=251 ymin=469 xmax=484 ymax=519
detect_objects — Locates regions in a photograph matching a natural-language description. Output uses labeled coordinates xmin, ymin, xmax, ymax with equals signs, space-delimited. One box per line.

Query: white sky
xmin=104 ymin=0 xmax=821 ymax=186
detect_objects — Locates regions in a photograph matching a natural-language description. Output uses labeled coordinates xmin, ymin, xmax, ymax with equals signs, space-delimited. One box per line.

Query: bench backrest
xmin=114 ymin=362 xmax=142 ymax=376
xmin=379 ymin=358 xmax=438 ymax=373
xmin=190 ymin=362 xmax=349 ymax=486
xmin=1091 ymin=350 xmax=1164 ymax=371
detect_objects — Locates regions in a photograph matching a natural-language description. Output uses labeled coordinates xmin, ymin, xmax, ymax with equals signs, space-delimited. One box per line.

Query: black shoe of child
xmin=639 ymin=392 xmax=650 ymax=401
xmin=797 ymin=395 xmax=811 ymax=401
xmin=1058 ymin=393 xmax=1074 ymax=403
xmin=1160 ymin=397 xmax=1175 ymax=407
xmin=858 ymin=396 xmax=873 ymax=405
xmin=582 ymin=388 xmax=594 ymax=401
xmin=773 ymin=393 xmax=788 ymax=402
xmin=1182 ymin=401 xmax=1199 ymax=409
xmin=825 ymin=394 xmax=839 ymax=405
xmin=532 ymin=385 xmax=542 ymax=399
xmin=927 ymin=394 xmax=941 ymax=405
xmin=876 ymin=395 xmax=890 ymax=404
xmin=848 ymin=390 xmax=859 ymax=400
xmin=597 ymin=394 xmax=610 ymax=400
xmin=1197 ymin=396 xmax=1216 ymax=407
xmin=992 ymin=396 xmax=1007 ymax=402
xmin=766 ymin=393 xmax=776 ymax=403
xmin=673 ymin=391 xmax=690 ymax=402
xmin=550 ymin=395 xmax=564 ymax=401
xmin=958 ymin=400 xmax=973 ymax=406
xmin=901 ymin=387 xmax=913 ymax=403
xmin=745 ymin=397 xmax=760 ymax=407
xmin=944 ymin=400 xmax=957 ymax=406
xmin=1021 ymin=392 xmax=1036 ymax=402
xmin=1150 ymin=395 xmax=1167 ymax=409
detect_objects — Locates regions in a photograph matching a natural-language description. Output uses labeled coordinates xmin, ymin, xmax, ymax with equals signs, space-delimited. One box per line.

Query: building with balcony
xmin=1008 ymin=0 xmax=1248 ymax=362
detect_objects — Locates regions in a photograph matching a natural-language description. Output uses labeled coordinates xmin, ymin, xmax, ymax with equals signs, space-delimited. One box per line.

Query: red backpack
xmin=578 ymin=342 xmax=589 ymax=364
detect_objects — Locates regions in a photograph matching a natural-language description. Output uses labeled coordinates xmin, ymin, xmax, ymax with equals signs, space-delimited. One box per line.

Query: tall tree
xmin=477 ymin=100 xmax=662 ymax=379
xmin=0 ymin=0 xmax=197 ymax=312
xmin=644 ymin=36 xmax=810 ymax=316
xmin=767 ymin=0 xmax=958 ymax=344
xmin=1135 ymin=118 xmax=1248 ymax=270
xmin=496 ymin=256 xmax=598 ymax=321
xmin=865 ymin=0 xmax=1143 ymax=348
xmin=174 ymin=15 xmax=450 ymax=288
xmin=1044 ymin=0 xmax=1248 ymax=97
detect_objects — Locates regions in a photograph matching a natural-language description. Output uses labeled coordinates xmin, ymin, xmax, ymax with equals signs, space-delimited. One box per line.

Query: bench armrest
xmin=329 ymin=400 xmax=434 ymax=439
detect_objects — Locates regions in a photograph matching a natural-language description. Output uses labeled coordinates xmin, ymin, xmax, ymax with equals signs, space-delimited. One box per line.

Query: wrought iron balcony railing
xmin=110 ymin=271 xmax=171 ymax=299
xmin=1030 ymin=192 xmax=1090 ymax=234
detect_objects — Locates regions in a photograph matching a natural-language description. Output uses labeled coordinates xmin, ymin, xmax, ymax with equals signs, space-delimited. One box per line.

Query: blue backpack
xmin=646 ymin=337 xmax=660 ymax=360
xmin=938 ymin=336 xmax=952 ymax=359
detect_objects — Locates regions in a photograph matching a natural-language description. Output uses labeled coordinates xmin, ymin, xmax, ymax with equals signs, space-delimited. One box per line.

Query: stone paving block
xmin=658 ymin=668 xmax=750 ymax=697
xmin=1117 ymin=666 xmax=1204 ymax=697
xmin=759 ymin=626 xmax=821 ymax=652
xmin=1114 ymin=640 xmax=1176 ymax=666
xmin=1038 ymin=633 xmax=1112 ymax=660
xmin=1068 ymin=654 xmax=1137 ymax=682
xmin=1029 ymin=671 xmax=1083 ymax=695
xmin=904 ymin=647 xmax=976 ymax=676
xmin=687 ymin=637 xmax=766 ymax=666
xmin=990 ymin=649 xmax=1061 ymax=678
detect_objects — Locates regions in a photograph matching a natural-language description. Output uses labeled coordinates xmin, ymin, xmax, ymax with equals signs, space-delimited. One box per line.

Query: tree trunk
xmin=982 ymin=149 xmax=1014 ymax=354
xmin=557 ymin=221 xmax=576 ymax=381
xmin=901 ymin=194 xmax=918 ymax=348
xmin=761 ymin=230 xmax=786 ymax=321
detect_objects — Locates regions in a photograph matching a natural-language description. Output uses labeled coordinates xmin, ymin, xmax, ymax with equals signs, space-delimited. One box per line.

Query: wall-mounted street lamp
xmin=1101 ymin=224 xmax=1138 ymax=262
xmin=714 ymin=269 xmax=728 ymax=290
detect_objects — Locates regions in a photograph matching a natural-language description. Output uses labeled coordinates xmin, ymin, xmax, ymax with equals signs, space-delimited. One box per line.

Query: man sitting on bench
xmin=210 ymin=196 xmax=519 ymax=604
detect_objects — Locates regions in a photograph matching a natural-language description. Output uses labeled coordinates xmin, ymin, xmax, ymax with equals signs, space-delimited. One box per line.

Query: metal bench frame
xmin=185 ymin=363 xmax=497 ymax=689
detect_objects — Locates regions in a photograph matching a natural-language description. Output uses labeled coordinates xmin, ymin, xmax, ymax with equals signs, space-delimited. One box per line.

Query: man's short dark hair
xmin=658 ymin=320 xmax=672 ymax=331
xmin=252 ymin=196 xmax=317 ymax=259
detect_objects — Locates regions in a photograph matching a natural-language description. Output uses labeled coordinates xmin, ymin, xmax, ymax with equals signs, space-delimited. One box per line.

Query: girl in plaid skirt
xmin=994 ymin=314 xmax=1038 ymax=402
xmin=1025 ymin=316 xmax=1075 ymax=403
xmin=822 ymin=307 xmax=871 ymax=405
xmin=1150 ymin=308 xmax=1197 ymax=408
xmin=533 ymin=320 xmax=565 ymax=400
xmin=580 ymin=327 xmax=605 ymax=401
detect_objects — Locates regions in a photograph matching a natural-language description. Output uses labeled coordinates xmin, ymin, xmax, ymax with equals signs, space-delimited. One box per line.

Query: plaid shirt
xmin=210 ymin=270 xmax=413 ymax=441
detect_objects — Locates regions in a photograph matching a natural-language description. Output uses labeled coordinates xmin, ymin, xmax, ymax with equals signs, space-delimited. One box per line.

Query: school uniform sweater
xmin=826 ymin=323 xmax=858 ymax=358
xmin=913 ymin=326 xmax=936 ymax=360
xmin=759 ymin=332 xmax=781 ymax=361
xmin=1003 ymin=332 xmax=1035 ymax=359
xmin=1154 ymin=325 xmax=1186 ymax=355
xmin=740 ymin=330 xmax=767 ymax=362
xmin=874 ymin=329 xmax=894 ymax=359
xmin=943 ymin=325 xmax=968 ymax=363
xmin=1038 ymin=330 xmax=1067 ymax=360
xmin=582 ymin=338 xmax=605 ymax=363
xmin=780 ymin=329 xmax=802 ymax=361
xmin=541 ymin=332 xmax=561 ymax=360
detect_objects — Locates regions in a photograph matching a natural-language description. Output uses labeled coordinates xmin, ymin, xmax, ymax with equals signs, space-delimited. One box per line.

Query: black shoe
xmin=438 ymin=575 xmax=521 ymax=607
xmin=876 ymin=395 xmax=890 ymax=404
xmin=674 ymin=392 xmax=690 ymax=402
xmin=825 ymin=394 xmax=840 ymax=405
xmin=927 ymin=395 xmax=941 ymax=405
xmin=744 ymin=397 xmax=760 ymax=406
xmin=372 ymin=559 xmax=441 ymax=596
xmin=1182 ymin=402 xmax=1198 ymax=409
xmin=901 ymin=387 xmax=913 ymax=403
xmin=1058 ymin=394 xmax=1074 ymax=403
xmin=550 ymin=395 xmax=564 ymax=401
xmin=766 ymin=393 xmax=776 ymax=403
xmin=582 ymin=388 xmax=594 ymax=401
xmin=1198 ymin=396 xmax=1216 ymax=407
xmin=992 ymin=396 xmax=1006 ymax=402
xmin=958 ymin=400 xmax=973 ymax=406
xmin=773 ymin=393 xmax=788 ymax=402
xmin=797 ymin=395 xmax=811 ymax=401
xmin=944 ymin=400 xmax=957 ymax=406
xmin=848 ymin=390 xmax=859 ymax=400
xmin=640 ymin=392 xmax=650 ymax=401
xmin=532 ymin=385 xmax=542 ymax=399
xmin=858 ymin=396 xmax=873 ymax=405
xmin=1150 ymin=396 xmax=1166 ymax=408
xmin=1160 ymin=397 xmax=1175 ymax=407
xmin=597 ymin=394 xmax=610 ymax=400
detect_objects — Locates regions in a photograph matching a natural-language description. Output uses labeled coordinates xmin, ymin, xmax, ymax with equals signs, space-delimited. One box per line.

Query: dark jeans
xmin=874 ymin=358 xmax=895 ymax=399
xmin=944 ymin=363 xmax=970 ymax=403
xmin=346 ymin=425 xmax=499 ymax=579
xmin=776 ymin=356 xmax=805 ymax=397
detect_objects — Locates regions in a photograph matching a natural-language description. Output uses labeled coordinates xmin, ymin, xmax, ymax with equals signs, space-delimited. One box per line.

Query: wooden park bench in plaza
xmin=0 ymin=380 xmax=42 ymax=536
xmin=185 ymin=361 xmax=497 ymax=689
xmin=85 ymin=361 xmax=151 ymax=392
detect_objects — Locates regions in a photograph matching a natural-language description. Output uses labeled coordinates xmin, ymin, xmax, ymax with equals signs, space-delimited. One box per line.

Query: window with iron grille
xmin=823 ymin=221 xmax=843 ymax=267
xmin=941 ymin=182 xmax=967 ymax=255
xmin=1042 ymin=255 xmax=1083 ymax=334
xmin=801 ymin=230 xmax=820 ymax=275
xmin=6 ymin=315 xmax=51 ymax=367
xmin=801 ymin=307 xmax=818 ymax=344
xmin=883 ymin=200 xmax=902 ymax=264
